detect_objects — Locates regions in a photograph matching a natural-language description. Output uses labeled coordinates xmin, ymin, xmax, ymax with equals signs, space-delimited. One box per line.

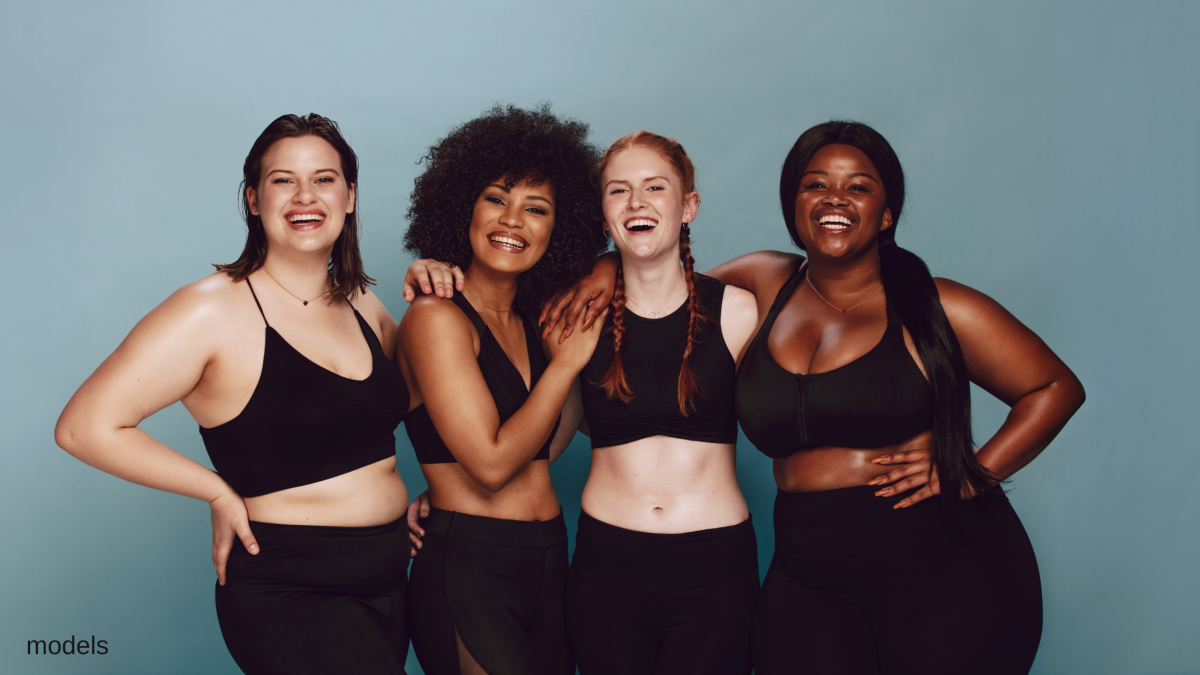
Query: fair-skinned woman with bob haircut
xmin=56 ymin=114 xmax=415 ymax=674
xmin=529 ymin=121 xmax=1085 ymax=674
xmin=397 ymin=104 xmax=608 ymax=675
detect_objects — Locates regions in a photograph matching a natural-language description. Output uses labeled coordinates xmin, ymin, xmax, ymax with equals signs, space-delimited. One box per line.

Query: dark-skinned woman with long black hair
xmin=534 ymin=121 xmax=1085 ymax=674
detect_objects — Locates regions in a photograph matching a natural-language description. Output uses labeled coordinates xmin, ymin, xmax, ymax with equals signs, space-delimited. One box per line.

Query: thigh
xmin=216 ymin=579 xmax=407 ymax=675
xmin=524 ymin=541 xmax=574 ymax=675
xmin=752 ymin=559 xmax=880 ymax=675
xmin=567 ymin=561 xmax=659 ymax=675
xmin=654 ymin=571 xmax=759 ymax=675
xmin=869 ymin=509 xmax=1043 ymax=675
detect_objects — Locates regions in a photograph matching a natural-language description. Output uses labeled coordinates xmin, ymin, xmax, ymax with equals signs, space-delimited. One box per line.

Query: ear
xmin=682 ymin=191 xmax=700 ymax=224
xmin=880 ymin=208 xmax=894 ymax=232
xmin=246 ymin=186 xmax=259 ymax=216
xmin=347 ymin=182 xmax=356 ymax=215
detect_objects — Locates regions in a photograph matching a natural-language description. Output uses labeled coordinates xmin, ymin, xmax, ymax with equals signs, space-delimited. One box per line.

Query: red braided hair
xmin=594 ymin=131 xmax=711 ymax=415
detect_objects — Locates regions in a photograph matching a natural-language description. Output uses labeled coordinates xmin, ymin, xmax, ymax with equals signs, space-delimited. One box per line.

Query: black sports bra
xmin=580 ymin=274 xmax=738 ymax=448
xmin=405 ymin=294 xmax=558 ymax=464
xmin=199 ymin=280 xmax=409 ymax=497
xmin=735 ymin=262 xmax=934 ymax=459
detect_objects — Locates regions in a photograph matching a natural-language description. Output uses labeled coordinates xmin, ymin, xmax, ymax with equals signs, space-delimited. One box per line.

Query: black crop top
xmin=199 ymin=281 xmax=409 ymax=498
xmin=735 ymin=262 xmax=934 ymax=459
xmin=580 ymin=274 xmax=738 ymax=449
xmin=405 ymin=294 xmax=558 ymax=464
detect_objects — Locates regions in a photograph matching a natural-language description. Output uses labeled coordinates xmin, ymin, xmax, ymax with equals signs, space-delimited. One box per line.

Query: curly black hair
xmin=404 ymin=103 xmax=609 ymax=313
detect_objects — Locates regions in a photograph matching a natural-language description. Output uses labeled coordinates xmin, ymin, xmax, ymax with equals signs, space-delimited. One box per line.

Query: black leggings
xmin=567 ymin=512 xmax=760 ymax=675
xmin=407 ymin=508 xmax=572 ymax=675
xmin=214 ymin=518 xmax=409 ymax=675
xmin=753 ymin=486 xmax=1042 ymax=675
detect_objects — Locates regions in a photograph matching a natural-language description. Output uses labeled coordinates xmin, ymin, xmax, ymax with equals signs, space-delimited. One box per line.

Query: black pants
xmin=567 ymin=512 xmax=760 ymax=675
xmin=753 ymin=486 xmax=1042 ymax=675
xmin=407 ymin=508 xmax=572 ymax=675
xmin=214 ymin=518 xmax=409 ymax=675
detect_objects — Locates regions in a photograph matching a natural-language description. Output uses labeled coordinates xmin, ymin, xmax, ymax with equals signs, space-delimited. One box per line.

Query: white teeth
xmin=489 ymin=235 xmax=526 ymax=249
xmin=625 ymin=218 xmax=657 ymax=230
xmin=288 ymin=213 xmax=323 ymax=223
xmin=819 ymin=215 xmax=851 ymax=226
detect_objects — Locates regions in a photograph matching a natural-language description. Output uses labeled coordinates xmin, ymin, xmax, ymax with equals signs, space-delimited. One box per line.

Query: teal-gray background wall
xmin=2 ymin=1 xmax=1195 ymax=673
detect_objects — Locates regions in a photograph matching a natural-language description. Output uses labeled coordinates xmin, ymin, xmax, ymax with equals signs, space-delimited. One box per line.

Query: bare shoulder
xmin=398 ymin=295 xmax=473 ymax=339
xmin=934 ymin=277 xmax=1014 ymax=330
xmin=152 ymin=272 xmax=245 ymax=330
xmin=721 ymin=285 xmax=759 ymax=322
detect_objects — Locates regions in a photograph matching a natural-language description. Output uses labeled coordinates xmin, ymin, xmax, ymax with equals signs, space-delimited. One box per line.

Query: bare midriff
xmin=245 ymin=456 xmax=408 ymax=527
xmin=582 ymin=437 xmax=749 ymax=534
xmin=423 ymin=460 xmax=561 ymax=522
xmin=773 ymin=429 xmax=932 ymax=493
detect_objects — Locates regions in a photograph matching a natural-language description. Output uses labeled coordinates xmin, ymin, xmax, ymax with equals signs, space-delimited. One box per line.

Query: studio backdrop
xmin=1 ymin=1 xmax=1196 ymax=673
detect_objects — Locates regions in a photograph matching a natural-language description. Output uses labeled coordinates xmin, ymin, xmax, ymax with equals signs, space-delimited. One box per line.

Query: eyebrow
xmin=801 ymin=170 xmax=879 ymax=183
xmin=603 ymin=176 xmax=671 ymax=189
xmin=488 ymin=183 xmax=553 ymax=205
xmin=266 ymin=168 xmax=341 ymax=177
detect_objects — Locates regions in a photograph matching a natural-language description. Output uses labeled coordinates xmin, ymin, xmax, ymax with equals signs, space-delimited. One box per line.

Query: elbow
xmin=54 ymin=415 xmax=85 ymax=459
xmin=466 ymin=463 xmax=516 ymax=493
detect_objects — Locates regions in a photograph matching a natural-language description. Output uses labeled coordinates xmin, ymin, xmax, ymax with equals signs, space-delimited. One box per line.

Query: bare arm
xmin=54 ymin=279 xmax=258 ymax=583
xmin=399 ymin=296 xmax=604 ymax=492
xmin=939 ymin=279 xmax=1085 ymax=480
xmin=875 ymin=279 xmax=1086 ymax=507
xmin=547 ymin=378 xmax=584 ymax=462
xmin=704 ymin=250 xmax=802 ymax=299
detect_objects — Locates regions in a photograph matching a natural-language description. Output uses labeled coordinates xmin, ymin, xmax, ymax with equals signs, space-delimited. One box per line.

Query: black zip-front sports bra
xmin=406 ymin=294 xmax=559 ymax=464
xmin=580 ymin=274 xmax=738 ymax=449
xmin=735 ymin=262 xmax=934 ymax=459
xmin=199 ymin=280 xmax=409 ymax=497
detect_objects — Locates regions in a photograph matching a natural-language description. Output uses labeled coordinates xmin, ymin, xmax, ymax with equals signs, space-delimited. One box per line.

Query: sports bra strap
xmin=245 ymin=278 xmax=269 ymax=326
xmin=450 ymin=293 xmax=491 ymax=336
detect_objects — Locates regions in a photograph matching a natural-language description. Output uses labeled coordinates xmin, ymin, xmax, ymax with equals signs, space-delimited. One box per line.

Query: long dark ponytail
xmin=780 ymin=121 xmax=997 ymax=527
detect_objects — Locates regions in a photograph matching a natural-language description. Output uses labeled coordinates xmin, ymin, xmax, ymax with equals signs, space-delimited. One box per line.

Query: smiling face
xmin=793 ymin=143 xmax=892 ymax=261
xmin=247 ymin=135 xmax=355 ymax=257
xmin=466 ymin=179 xmax=555 ymax=276
xmin=601 ymin=146 xmax=699 ymax=263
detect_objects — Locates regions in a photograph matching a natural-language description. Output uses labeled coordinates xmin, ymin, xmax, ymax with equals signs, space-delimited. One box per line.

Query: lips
xmin=624 ymin=217 xmax=657 ymax=234
xmin=487 ymin=231 xmax=529 ymax=252
xmin=286 ymin=210 xmax=326 ymax=230
xmin=814 ymin=210 xmax=854 ymax=233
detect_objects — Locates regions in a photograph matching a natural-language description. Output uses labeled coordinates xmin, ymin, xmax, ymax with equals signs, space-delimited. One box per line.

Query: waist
xmin=225 ymin=516 xmax=408 ymax=591
xmin=244 ymin=457 xmax=408 ymax=527
xmin=583 ymin=441 xmax=746 ymax=532
xmin=772 ymin=430 xmax=934 ymax=492
xmin=772 ymin=486 xmax=1017 ymax=559
xmin=572 ymin=511 xmax=758 ymax=583
xmin=423 ymin=460 xmax=560 ymax=521
xmin=421 ymin=507 xmax=567 ymax=548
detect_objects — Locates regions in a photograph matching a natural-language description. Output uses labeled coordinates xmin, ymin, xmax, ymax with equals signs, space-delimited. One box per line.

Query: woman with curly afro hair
xmin=395 ymin=104 xmax=609 ymax=675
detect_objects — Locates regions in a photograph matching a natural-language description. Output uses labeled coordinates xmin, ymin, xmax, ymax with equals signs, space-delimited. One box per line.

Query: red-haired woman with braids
xmin=564 ymin=132 xmax=761 ymax=675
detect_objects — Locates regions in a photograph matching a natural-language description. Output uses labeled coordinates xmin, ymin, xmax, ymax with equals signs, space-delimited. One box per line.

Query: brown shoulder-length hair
xmin=214 ymin=113 xmax=373 ymax=303
xmin=594 ymin=131 xmax=710 ymax=415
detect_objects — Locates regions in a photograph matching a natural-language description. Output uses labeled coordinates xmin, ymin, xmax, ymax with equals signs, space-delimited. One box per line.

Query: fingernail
xmin=871 ymin=456 xmax=888 ymax=464
xmin=868 ymin=477 xmax=884 ymax=486
xmin=895 ymin=500 xmax=910 ymax=509
xmin=875 ymin=488 xmax=893 ymax=497
xmin=249 ymin=544 xmax=258 ymax=553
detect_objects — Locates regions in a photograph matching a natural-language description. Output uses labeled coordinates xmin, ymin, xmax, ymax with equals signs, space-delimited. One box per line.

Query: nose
xmin=294 ymin=180 xmax=317 ymax=204
xmin=628 ymin=187 xmax=648 ymax=210
xmin=821 ymin=188 xmax=849 ymax=207
xmin=498 ymin=201 xmax=524 ymax=229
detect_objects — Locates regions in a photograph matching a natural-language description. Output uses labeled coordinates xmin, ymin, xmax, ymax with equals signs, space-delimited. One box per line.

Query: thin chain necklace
xmin=806 ymin=273 xmax=883 ymax=315
xmin=464 ymin=286 xmax=512 ymax=313
xmin=262 ymin=266 xmax=327 ymax=306
xmin=626 ymin=286 xmax=688 ymax=319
